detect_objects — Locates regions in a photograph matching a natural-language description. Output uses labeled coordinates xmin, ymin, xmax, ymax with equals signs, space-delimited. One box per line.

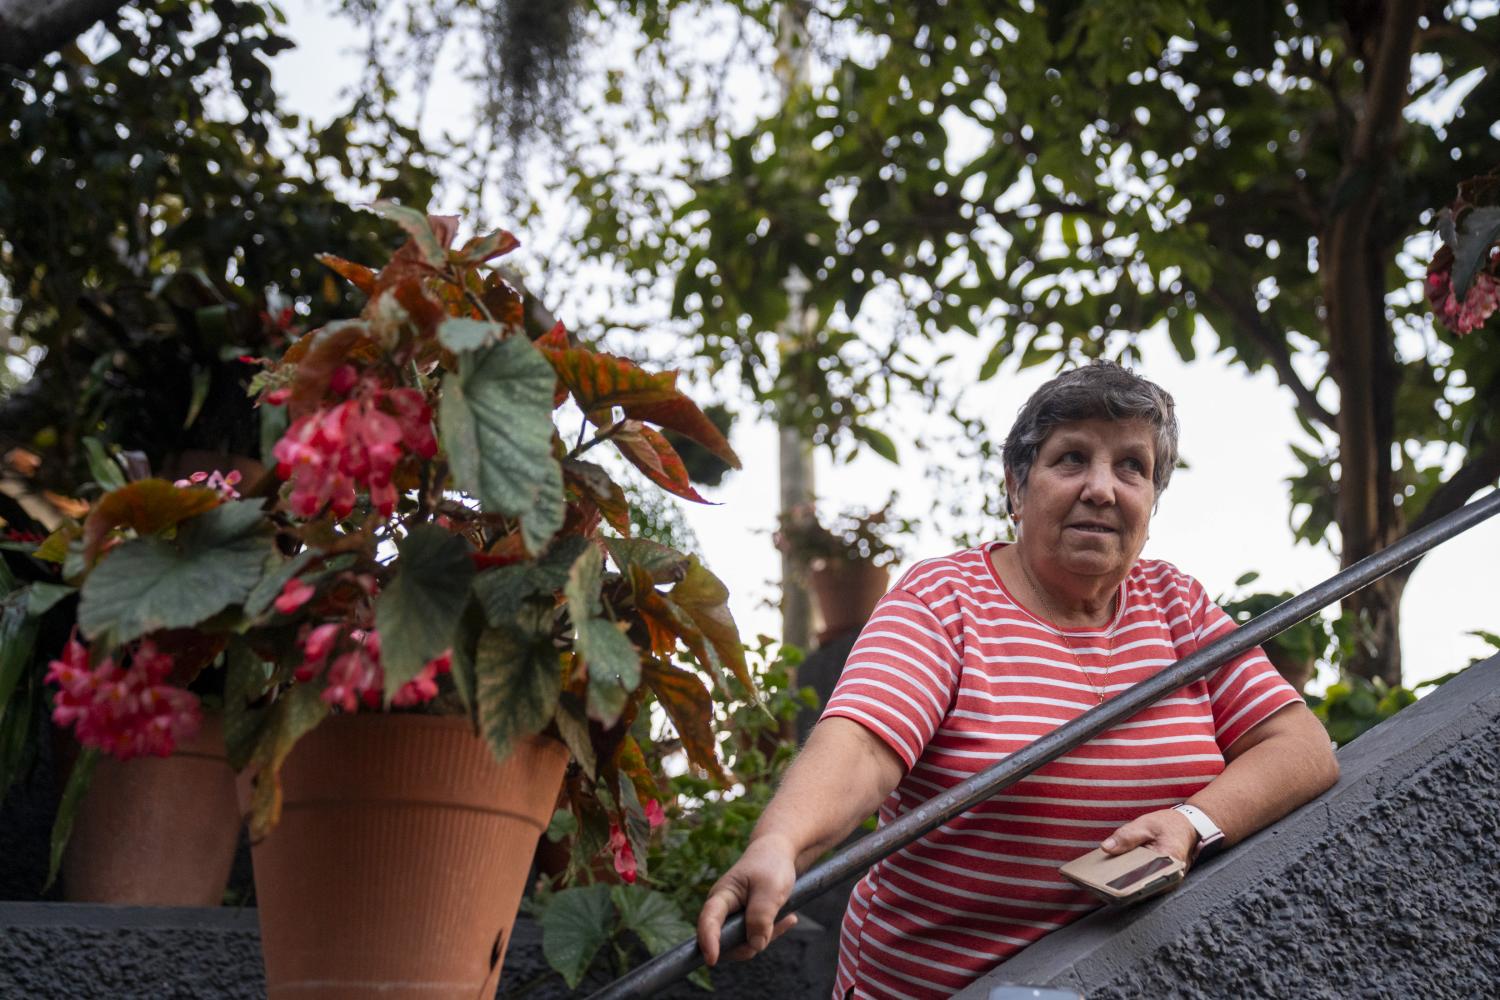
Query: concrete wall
xmin=6 ymin=653 xmax=1496 ymax=998
xmin=962 ymin=652 xmax=1500 ymax=1000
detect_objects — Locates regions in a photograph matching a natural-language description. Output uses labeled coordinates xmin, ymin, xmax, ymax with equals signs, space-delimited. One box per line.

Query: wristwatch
xmin=1172 ymin=803 xmax=1226 ymax=861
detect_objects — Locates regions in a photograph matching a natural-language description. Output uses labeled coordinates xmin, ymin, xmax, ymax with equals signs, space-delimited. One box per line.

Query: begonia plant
xmin=14 ymin=205 xmax=752 ymax=882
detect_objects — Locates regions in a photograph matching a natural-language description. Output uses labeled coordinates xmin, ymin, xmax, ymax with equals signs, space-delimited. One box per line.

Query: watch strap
xmin=1172 ymin=803 xmax=1225 ymax=859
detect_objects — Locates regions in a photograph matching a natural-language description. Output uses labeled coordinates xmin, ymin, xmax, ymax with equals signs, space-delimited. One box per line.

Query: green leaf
xmin=1439 ymin=206 xmax=1500 ymax=302
xmin=440 ymin=337 xmax=564 ymax=554
xmin=601 ymin=537 xmax=689 ymax=585
xmin=475 ymin=607 xmax=563 ymax=762
xmin=0 ymin=592 xmax=39 ymax=734
xmin=78 ymin=500 xmax=272 ymax=647
xmin=376 ymin=525 xmax=475 ymax=697
xmin=554 ymin=694 xmax=597 ymax=780
xmin=472 ymin=535 xmax=589 ymax=626
xmin=27 ymin=583 xmax=74 ymax=617
xmin=46 ymin=748 xmax=99 ymax=891
xmin=223 ymin=641 xmax=272 ymax=772
xmin=611 ymin=885 xmax=695 ymax=956
xmin=370 ymin=201 xmax=445 ymax=268
xmin=539 ymin=884 xmax=614 ymax=989
xmin=1234 ymin=571 xmax=1261 ymax=588
xmin=184 ymin=365 xmax=212 ymax=429
xmin=851 ymin=424 xmax=899 ymax=464
xmin=81 ymin=438 xmax=126 ymax=491
xmin=545 ymin=807 xmax=579 ymax=843
xmin=247 ymin=684 xmax=331 ymax=840
xmin=670 ymin=557 xmax=751 ymax=691
xmin=565 ymin=545 xmax=642 ymax=727
xmin=243 ymin=550 xmax=318 ymax=619
xmin=437 ymin=317 xmax=504 ymax=354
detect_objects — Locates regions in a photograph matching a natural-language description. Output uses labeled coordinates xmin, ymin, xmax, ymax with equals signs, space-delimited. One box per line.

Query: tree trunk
xmin=0 ymin=0 xmax=130 ymax=70
xmin=1321 ymin=0 xmax=1420 ymax=687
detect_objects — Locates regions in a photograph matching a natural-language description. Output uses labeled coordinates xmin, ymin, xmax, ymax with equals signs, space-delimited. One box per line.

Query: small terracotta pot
xmin=248 ymin=714 xmax=569 ymax=1000
xmin=810 ymin=559 xmax=891 ymax=642
xmin=61 ymin=713 xmax=241 ymax=906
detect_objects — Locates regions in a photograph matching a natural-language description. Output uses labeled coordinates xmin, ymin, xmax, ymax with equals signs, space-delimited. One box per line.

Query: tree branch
xmin=1195 ymin=282 xmax=1337 ymax=430
xmin=1401 ymin=437 xmax=1500 ymax=541
xmin=0 ymin=0 xmax=130 ymax=71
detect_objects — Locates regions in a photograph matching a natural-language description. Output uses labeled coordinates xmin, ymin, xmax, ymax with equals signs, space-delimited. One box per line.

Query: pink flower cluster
xmin=1426 ymin=265 xmax=1500 ymax=336
xmin=294 ymin=623 xmax=451 ymax=712
xmin=606 ymin=800 xmax=666 ymax=884
xmin=173 ymin=469 xmax=242 ymax=500
xmin=272 ymin=372 xmax=437 ymax=519
xmin=46 ymin=637 xmax=202 ymax=760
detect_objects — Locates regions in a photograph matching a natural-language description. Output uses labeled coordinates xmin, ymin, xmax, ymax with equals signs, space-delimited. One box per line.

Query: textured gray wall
xmin=962 ymin=652 xmax=1500 ymax=1000
xmin=5 ymin=654 xmax=1496 ymax=999
xmin=0 ymin=900 xmax=835 ymax=999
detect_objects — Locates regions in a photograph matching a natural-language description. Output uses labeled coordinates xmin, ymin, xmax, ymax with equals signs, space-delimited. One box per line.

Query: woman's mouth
xmin=1068 ymin=523 xmax=1115 ymax=533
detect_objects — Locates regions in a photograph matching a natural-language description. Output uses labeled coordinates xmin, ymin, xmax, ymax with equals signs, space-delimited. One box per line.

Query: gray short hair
xmin=1002 ymin=361 xmax=1179 ymax=514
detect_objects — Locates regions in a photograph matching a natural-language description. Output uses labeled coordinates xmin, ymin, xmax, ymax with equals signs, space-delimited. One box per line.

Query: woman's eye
xmin=1058 ymin=451 xmax=1084 ymax=465
xmin=1122 ymin=458 xmax=1147 ymax=474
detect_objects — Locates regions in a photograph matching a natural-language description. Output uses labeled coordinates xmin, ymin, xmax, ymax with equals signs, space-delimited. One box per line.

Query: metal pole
xmin=588 ymin=488 xmax=1500 ymax=1000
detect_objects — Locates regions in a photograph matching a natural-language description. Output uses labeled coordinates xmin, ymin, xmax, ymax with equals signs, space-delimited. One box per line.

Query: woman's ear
xmin=1005 ymin=471 xmax=1021 ymax=519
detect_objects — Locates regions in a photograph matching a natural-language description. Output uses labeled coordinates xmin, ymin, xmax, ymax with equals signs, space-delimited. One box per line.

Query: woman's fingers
xmin=696 ymin=884 xmax=743 ymax=966
xmin=1100 ymin=809 xmax=1197 ymax=865
xmin=696 ymin=837 xmax=798 ymax=965
xmin=723 ymin=914 xmax=799 ymax=962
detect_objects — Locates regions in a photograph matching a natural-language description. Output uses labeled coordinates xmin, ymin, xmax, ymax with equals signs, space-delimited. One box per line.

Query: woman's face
xmin=1007 ymin=417 xmax=1158 ymax=584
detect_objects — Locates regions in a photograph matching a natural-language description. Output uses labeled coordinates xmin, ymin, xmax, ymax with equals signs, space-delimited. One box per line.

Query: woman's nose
xmin=1079 ymin=462 xmax=1116 ymax=504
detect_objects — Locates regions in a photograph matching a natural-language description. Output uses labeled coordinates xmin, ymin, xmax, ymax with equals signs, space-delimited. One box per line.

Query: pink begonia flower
xmin=47 ymin=636 xmax=202 ymax=760
xmin=173 ymin=468 xmax=242 ymax=500
xmin=1426 ymin=264 xmax=1500 ymax=336
xmin=644 ymin=798 xmax=666 ymax=830
xmin=273 ymin=578 xmax=316 ymax=615
xmin=392 ymin=649 xmax=453 ymax=708
xmin=272 ymin=382 xmax=436 ymax=519
xmin=608 ymin=823 xmax=638 ymax=884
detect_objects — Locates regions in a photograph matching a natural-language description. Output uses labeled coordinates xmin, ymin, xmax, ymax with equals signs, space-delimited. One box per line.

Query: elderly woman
xmin=697 ymin=362 xmax=1340 ymax=998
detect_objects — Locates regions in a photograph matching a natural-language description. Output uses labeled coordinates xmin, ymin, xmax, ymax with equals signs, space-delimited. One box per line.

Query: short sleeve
xmin=1188 ymin=583 xmax=1305 ymax=751
xmin=819 ymin=587 xmax=964 ymax=770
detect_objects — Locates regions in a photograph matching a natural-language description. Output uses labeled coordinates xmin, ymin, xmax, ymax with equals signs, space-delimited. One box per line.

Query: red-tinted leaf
xmin=315 ymin=254 xmax=377 ymax=295
xmin=371 ymin=202 xmax=448 ymax=268
xmin=536 ymin=321 xmax=569 ymax=350
xmin=288 ymin=322 xmax=372 ymax=418
xmin=82 ymin=480 xmax=219 ymax=564
xmin=457 ymin=229 xmax=520 ymax=265
xmin=389 ymin=278 xmax=447 ymax=342
xmin=480 ymin=276 xmax=526 ymax=331
xmin=643 ymin=658 xmax=727 ymax=784
xmin=614 ymin=734 xmax=659 ymax=814
xmin=564 ymin=460 xmax=631 ymax=535
xmin=539 ymin=347 xmax=680 ymax=412
xmin=613 ymin=423 xmax=708 ymax=503
xmin=670 ymin=557 xmax=751 ymax=690
xmin=624 ymin=398 xmax=740 ymax=469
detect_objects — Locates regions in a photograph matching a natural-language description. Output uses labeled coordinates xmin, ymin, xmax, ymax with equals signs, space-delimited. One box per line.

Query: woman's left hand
xmin=1099 ymin=809 xmax=1198 ymax=867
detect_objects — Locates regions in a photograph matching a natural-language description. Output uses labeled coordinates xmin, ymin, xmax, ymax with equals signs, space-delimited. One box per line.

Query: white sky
xmin=270 ymin=2 xmax=1499 ymax=689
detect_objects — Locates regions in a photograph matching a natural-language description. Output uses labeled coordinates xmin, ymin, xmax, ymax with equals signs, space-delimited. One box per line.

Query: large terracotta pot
xmin=810 ymin=558 xmax=890 ymax=642
xmin=249 ymin=714 xmax=569 ymax=1000
xmin=62 ymin=713 xmax=241 ymax=906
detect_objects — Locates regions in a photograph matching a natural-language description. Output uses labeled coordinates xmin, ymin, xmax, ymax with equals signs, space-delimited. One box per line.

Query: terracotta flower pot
xmin=61 ymin=713 xmax=241 ymax=906
xmin=248 ymin=714 xmax=569 ymax=999
xmin=810 ymin=558 xmax=891 ymax=643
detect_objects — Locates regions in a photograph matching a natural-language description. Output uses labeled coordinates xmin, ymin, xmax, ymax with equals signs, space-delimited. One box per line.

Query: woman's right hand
xmin=695 ymin=833 xmax=801 ymax=966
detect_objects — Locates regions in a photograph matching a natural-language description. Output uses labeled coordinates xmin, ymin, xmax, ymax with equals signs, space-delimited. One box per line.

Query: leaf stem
xmin=569 ymin=420 xmax=627 ymax=460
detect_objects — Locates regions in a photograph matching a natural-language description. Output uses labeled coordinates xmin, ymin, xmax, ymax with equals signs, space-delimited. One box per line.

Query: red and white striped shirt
xmin=823 ymin=543 xmax=1301 ymax=999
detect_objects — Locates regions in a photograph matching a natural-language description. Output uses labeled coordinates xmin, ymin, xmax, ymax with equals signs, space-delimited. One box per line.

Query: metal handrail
xmin=588 ymin=488 xmax=1500 ymax=1000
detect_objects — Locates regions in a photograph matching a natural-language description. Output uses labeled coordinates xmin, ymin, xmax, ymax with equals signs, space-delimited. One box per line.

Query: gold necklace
xmin=1017 ymin=558 xmax=1115 ymax=705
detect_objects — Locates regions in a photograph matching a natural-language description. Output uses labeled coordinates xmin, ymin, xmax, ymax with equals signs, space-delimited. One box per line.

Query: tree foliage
xmin=541 ymin=0 xmax=1500 ymax=684
xmin=0 ymin=0 xmax=437 ymax=488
